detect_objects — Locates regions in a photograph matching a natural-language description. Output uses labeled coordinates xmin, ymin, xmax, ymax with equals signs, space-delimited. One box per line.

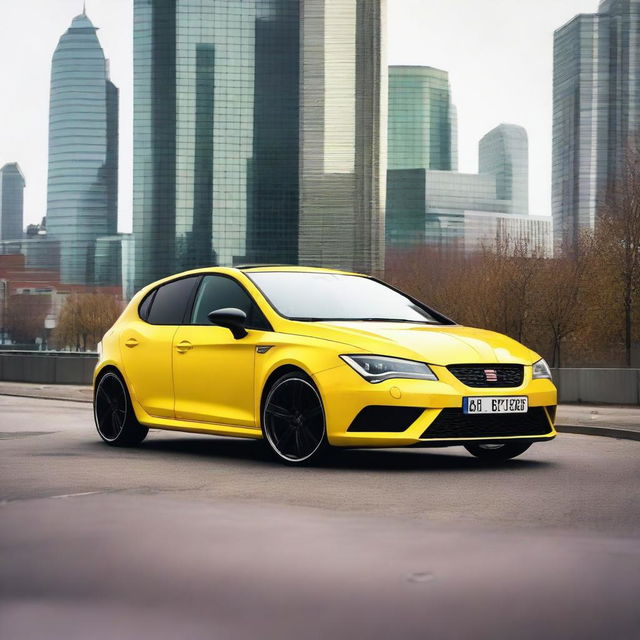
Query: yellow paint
xmin=95 ymin=266 xmax=557 ymax=448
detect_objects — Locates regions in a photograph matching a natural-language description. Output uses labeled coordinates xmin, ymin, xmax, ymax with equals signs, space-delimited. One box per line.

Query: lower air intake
xmin=348 ymin=406 xmax=424 ymax=432
xmin=420 ymin=407 xmax=551 ymax=439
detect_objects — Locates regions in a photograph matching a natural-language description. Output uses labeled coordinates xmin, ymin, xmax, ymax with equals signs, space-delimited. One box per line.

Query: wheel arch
xmin=259 ymin=364 xmax=318 ymax=430
xmin=94 ymin=363 xmax=125 ymax=387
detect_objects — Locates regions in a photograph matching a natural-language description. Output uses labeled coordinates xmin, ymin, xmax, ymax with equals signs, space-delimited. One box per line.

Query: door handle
xmin=176 ymin=340 xmax=193 ymax=353
xmin=125 ymin=337 xmax=139 ymax=348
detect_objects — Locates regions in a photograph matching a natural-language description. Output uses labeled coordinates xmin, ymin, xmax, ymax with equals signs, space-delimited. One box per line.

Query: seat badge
xmin=484 ymin=369 xmax=498 ymax=382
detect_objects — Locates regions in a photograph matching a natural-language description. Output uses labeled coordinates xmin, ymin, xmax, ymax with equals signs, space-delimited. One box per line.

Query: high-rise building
xmin=0 ymin=163 xmax=25 ymax=241
xmin=387 ymin=114 xmax=535 ymax=252
xmin=479 ymin=124 xmax=528 ymax=216
xmin=552 ymin=0 xmax=640 ymax=253
xmin=386 ymin=168 xmax=549 ymax=256
xmin=46 ymin=10 xmax=118 ymax=284
xmin=133 ymin=0 xmax=386 ymax=291
xmin=388 ymin=66 xmax=457 ymax=171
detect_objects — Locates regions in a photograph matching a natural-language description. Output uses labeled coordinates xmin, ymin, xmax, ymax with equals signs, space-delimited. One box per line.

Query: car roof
xmin=136 ymin=265 xmax=367 ymax=297
xmin=237 ymin=265 xmax=361 ymax=276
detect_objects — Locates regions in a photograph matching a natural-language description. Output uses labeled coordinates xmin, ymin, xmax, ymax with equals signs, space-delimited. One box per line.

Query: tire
xmin=94 ymin=371 xmax=148 ymax=447
xmin=262 ymin=371 xmax=328 ymax=464
xmin=464 ymin=442 xmax=531 ymax=461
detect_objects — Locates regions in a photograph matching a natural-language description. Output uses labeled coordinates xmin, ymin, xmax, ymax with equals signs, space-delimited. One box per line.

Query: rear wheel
xmin=262 ymin=372 xmax=327 ymax=464
xmin=94 ymin=371 xmax=148 ymax=446
xmin=464 ymin=442 xmax=531 ymax=461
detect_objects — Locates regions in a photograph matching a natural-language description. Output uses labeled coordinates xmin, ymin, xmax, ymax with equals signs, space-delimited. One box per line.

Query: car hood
xmin=286 ymin=321 xmax=538 ymax=366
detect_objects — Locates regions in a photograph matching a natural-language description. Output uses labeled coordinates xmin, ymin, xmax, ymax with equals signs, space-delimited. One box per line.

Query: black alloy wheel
xmin=262 ymin=372 xmax=327 ymax=464
xmin=94 ymin=371 xmax=148 ymax=446
xmin=464 ymin=441 xmax=531 ymax=461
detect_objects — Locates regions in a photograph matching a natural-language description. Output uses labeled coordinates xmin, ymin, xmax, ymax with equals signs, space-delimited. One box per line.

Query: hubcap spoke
xmin=299 ymin=425 xmax=318 ymax=450
xmin=302 ymin=405 xmax=321 ymax=420
xmin=274 ymin=423 xmax=296 ymax=447
xmin=294 ymin=430 xmax=303 ymax=456
xmin=99 ymin=410 xmax=114 ymax=436
xmin=266 ymin=403 xmax=293 ymax=421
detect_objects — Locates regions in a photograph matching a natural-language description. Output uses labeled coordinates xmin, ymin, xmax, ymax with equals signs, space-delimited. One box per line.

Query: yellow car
xmin=93 ymin=266 xmax=557 ymax=464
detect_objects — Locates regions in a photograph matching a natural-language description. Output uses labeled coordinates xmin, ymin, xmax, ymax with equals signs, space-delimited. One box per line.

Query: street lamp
xmin=0 ymin=279 xmax=6 ymax=345
xmin=44 ymin=314 xmax=56 ymax=351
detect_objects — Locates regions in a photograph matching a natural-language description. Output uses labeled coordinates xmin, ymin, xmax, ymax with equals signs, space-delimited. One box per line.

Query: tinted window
xmin=248 ymin=272 xmax=443 ymax=324
xmin=147 ymin=276 xmax=199 ymax=325
xmin=191 ymin=275 xmax=269 ymax=330
xmin=138 ymin=290 xmax=155 ymax=321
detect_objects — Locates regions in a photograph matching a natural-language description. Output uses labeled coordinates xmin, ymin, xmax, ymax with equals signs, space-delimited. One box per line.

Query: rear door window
xmin=146 ymin=276 xmax=200 ymax=325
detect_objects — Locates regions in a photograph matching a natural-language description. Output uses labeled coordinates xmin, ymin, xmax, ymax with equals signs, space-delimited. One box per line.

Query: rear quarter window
xmin=138 ymin=290 xmax=155 ymax=321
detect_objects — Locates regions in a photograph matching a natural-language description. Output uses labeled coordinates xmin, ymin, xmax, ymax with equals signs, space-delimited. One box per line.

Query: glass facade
xmin=552 ymin=0 xmax=640 ymax=253
xmin=133 ymin=0 xmax=386 ymax=291
xmin=386 ymin=167 xmax=549 ymax=255
xmin=387 ymin=66 xmax=457 ymax=171
xmin=0 ymin=163 xmax=25 ymax=241
xmin=94 ymin=233 xmax=134 ymax=298
xmin=297 ymin=0 xmax=386 ymax=275
xmin=479 ymin=124 xmax=529 ymax=216
xmin=46 ymin=12 xmax=119 ymax=284
xmin=387 ymin=119 xmax=536 ymax=251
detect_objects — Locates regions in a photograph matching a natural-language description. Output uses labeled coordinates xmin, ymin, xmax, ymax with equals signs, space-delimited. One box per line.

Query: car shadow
xmin=130 ymin=435 xmax=553 ymax=473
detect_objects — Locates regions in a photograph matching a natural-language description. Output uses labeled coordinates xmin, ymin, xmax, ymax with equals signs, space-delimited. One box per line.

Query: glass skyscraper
xmin=388 ymin=66 xmax=457 ymax=171
xmin=552 ymin=0 xmax=640 ymax=253
xmin=0 ymin=163 xmax=25 ymax=241
xmin=479 ymin=124 xmax=529 ymax=216
xmin=46 ymin=11 xmax=119 ymax=284
xmin=387 ymin=109 xmax=534 ymax=251
xmin=133 ymin=0 xmax=386 ymax=291
xmin=386 ymin=168 xmax=548 ymax=256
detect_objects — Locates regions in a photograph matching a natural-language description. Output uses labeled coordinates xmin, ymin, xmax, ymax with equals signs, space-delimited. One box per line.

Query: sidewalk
xmin=0 ymin=381 xmax=638 ymax=440
xmin=556 ymin=404 xmax=640 ymax=441
xmin=0 ymin=381 xmax=93 ymax=403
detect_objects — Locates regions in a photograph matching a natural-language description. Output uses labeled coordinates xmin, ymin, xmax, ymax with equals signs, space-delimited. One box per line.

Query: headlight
xmin=532 ymin=358 xmax=552 ymax=380
xmin=340 ymin=355 xmax=438 ymax=383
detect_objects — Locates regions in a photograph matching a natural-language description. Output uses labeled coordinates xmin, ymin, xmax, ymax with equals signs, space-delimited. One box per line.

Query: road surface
xmin=1 ymin=395 xmax=639 ymax=639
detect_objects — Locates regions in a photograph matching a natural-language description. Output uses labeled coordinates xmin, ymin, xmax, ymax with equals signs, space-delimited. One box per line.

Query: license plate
xmin=463 ymin=396 xmax=528 ymax=414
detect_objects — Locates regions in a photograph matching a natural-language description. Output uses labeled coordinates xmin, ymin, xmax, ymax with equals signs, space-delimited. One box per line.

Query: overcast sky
xmin=0 ymin=0 xmax=598 ymax=232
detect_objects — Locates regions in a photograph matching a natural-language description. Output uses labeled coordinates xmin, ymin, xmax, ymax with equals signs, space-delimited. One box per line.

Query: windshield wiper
xmin=289 ymin=316 xmax=437 ymax=324
xmin=354 ymin=318 xmax=437 ymax=324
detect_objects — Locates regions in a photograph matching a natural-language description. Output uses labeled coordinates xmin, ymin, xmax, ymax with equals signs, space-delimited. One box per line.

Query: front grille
xmin=348 ymin=406 xmax=424 ymax=432
xmin=420 ymin=407 xmax=551 ymax=439
xmin=447 ymin=364 xmax=524 ymax=388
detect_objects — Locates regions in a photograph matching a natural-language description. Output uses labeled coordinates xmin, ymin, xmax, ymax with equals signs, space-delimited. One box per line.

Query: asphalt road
xmin=1 ymin=395 xmax=639 ymax=640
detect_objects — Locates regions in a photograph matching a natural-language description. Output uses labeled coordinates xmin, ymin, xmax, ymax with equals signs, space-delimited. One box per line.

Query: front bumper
xmin=314 ymin=362 xmax=557 ymax=447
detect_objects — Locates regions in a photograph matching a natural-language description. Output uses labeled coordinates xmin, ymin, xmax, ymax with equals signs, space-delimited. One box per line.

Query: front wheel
xmin=94 ymin=371 xmax=148 ymax=446
xmin=464 ymin=442 xmax=531 ymax=461
xmin=262 ymin=372 xmax=328 ymax=464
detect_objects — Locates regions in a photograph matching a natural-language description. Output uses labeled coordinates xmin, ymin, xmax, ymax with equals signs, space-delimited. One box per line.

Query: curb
xmin=0 ymin=392 xmax=92 ymax=404
xmin=556 ymin=425 xmax=640 ymax=442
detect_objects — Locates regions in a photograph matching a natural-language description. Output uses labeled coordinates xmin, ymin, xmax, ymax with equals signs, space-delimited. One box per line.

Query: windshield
xmin=247 ymin=272 xmax=444 ymax=324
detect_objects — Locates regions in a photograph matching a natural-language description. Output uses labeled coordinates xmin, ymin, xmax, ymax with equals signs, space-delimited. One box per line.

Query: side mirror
xmin=207 ymin=307 xmax=248 ymax=339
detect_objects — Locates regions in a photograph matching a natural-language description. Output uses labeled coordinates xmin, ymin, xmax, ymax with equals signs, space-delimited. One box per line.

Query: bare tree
xmin=5 ymin=294 xmax=51 ymax=345
xmin=597 ymin=140 xmax=640 ymax=366
xmin=53 ymin=293 xmax=122 ymax=351
xmin=529 ymin=248 xmax=587 ymax=367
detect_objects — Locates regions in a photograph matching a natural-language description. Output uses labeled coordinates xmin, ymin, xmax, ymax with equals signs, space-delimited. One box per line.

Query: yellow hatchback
xmin=93 ymin=266 xmax=557 ymax=464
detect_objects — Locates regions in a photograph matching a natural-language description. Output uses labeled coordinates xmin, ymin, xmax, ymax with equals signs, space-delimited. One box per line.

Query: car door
xmin=172 ymin=274 xmax=270 ymax=427
xmin=120 ymin=275 xmax=200 ymax=418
